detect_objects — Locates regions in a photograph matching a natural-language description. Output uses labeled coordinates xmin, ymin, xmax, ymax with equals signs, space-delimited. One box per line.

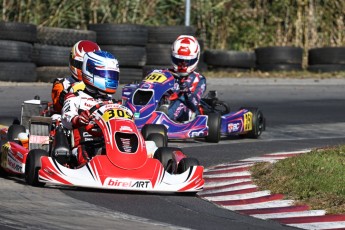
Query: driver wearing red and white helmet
xmin=166 ymin=35 xmax=206 ymax=122
xmin=51 ymin=40 xmax=101 ymax=113
xmin=61 ymin=50 xmax=121 ymax=167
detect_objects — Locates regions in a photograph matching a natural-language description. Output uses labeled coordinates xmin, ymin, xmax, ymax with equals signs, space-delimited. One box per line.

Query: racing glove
xmin=72 ymin=110 xmax=91 ymax=127
xmin=179 ymin=82 xmax=190 ymax=93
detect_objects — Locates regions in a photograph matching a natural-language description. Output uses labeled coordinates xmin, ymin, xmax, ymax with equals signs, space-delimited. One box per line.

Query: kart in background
xmin=122 ymin=69 xmax=266 ymax=143
xmin=0 ymin=102 xmax=204 ymax=193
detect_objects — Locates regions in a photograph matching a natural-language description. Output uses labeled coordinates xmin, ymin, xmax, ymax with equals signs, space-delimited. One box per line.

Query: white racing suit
xmin=61 ymin=90 xmax=114 ymax=166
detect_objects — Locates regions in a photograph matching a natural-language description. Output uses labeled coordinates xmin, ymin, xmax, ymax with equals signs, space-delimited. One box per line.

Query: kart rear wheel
xmin=141 ymin=124 xmax=168 ymax=145
xmin=241 ymin=107 xmax=265 ymax=138
xmin=153 ymin=147 xmax=179 ymax=173
xmin=177 ymin=157 xmax=200 ymax=174
xmin=7 ymin=124 xmax=26 ymax=141
xmin=205 ymin=113 xmax=221 ymax=143
xmin=25 ymin=149 xmax=48 ymax=187
xmin=146 ymin=133 xmax=167 ymax=148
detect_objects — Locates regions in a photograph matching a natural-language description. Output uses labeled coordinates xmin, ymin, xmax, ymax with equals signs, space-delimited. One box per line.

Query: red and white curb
xmin=199 ymin=150 xmax=345 ymax=230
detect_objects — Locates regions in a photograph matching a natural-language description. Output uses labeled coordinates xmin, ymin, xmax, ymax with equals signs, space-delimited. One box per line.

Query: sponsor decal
xmin=134 ymin=112 xmax=140 ymax=118
xmin=119 ymin=126 xmax=133 ymax=132
xmin=228 ymin=122 xmax=241 ymax=133
xmin=8 ymin=157 xmax=22 ymax=172
xmin=106 ymin=178 xmax=151 ymax=189
xmin=190 ymin=130 xmax=205 ymax=137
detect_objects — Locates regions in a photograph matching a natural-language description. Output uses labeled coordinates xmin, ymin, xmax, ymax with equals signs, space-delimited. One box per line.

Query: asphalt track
xmin=1 ymin=77 xmax=345 ymax=229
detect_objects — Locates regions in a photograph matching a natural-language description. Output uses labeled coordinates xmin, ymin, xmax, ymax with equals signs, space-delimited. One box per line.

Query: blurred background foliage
xmin=1 ymin=0 xmax=344 ymax=51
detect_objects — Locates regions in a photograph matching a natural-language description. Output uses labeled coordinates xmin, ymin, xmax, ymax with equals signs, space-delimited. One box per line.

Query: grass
xmin=251 ymin=146 xmax=345 ymax=214
xmin=204 ymin=70 xmax=345 ymax=79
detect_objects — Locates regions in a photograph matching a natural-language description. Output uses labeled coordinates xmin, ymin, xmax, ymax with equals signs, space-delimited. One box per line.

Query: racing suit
xmin=51 ymin=76 xmax=85 ymax=113
xmin=167 ymin=69 xmax=206 ymax=122
xmin=61 ymin=90 xmax=113 ymax=166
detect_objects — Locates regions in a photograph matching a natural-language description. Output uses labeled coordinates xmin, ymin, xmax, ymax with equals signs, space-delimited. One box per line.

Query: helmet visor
xmin=171 ymin=55 xmax=198 ymax=67
xmin=92 ymin=68 xmax=119 ymax=92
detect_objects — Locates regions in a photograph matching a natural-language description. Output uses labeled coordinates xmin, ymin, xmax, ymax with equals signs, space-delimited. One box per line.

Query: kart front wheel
xmin=141 ymin=124 xmax=168 ymax=146
xmin=146 ymin=133 xmax=167 ymax=148
xmin=25 ymin=149 xmax=48 ymax=187
xmin=154 ymin=147 xmax=179 ymax=173
xmin=176 ymin=157 xmax=200 ymax=174
xmin=205 ymin=112 xmax=221 ymax=143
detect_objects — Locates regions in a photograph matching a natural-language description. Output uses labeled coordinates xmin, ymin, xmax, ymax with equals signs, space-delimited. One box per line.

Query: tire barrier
xmin=0 ymin=22 xmax=37 ymax=82
xmin=88 ymin=23 xmax=148 ymax=84
xmin=255 ymin=46 xmax=303 ymax=71
xmin=308 ymin=47 xmax=345 ymax=72
xmin=204 ymin=49 xmax=256 ymax=71
xmin=2 ymin=21 xmax=345 ymax=82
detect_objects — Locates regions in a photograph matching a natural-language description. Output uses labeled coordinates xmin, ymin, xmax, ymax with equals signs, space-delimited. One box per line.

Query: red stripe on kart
xmin=214 ymin=194 xmax=284 ymax=206
xmin=178 ymin=166 xmax=205 ymax=192
xmin=273 ymin=214 xmax=345 ymax=224
xmin=238 ymin=205 xmax=310 ymax=215
xmin=200 ymin=187 xmax=258 ymax=197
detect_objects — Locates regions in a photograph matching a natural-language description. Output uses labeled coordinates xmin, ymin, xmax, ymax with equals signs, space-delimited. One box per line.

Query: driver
xmin=51 ymin=40 xmax=101 ymax=113
xmin=61 ymin=50 xmax=120 ymax=167
xmin=165 ymin=35 xmax=206 ymax=122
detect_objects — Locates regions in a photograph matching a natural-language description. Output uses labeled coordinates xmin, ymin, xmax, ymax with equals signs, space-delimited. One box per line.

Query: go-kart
xmin=0 ymin=102 xmax=204 ymax=193
xmin=121 ymin=69 xmax=266 ymax=143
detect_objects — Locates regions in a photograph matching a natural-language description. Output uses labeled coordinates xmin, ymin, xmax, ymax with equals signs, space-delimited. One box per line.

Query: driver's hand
xmin=72 ymin=110 xmax=91 ymax=127
xmin=179 ymin=82 xmax=190 ymax=93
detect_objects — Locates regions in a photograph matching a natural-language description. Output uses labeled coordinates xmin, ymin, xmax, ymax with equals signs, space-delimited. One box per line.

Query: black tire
xmin=0 ymin=62 xmax=37 ymax=82
xmin=0 ymin=152 xmax=9 ymax=177
xmin=204 ymin=49 xmax=256 ymax=69
xmin=7 ymin=124 xmax=26 ymax=141
xmin=25 ymin=149 xmax=48 ymax=187
xmin=141 ymin=124 xmax=168 ymax=144
xmin=241 ymin=107 xmax=265 ymax=138
xmin=36 ymin=66 xmax=70 ymax=83
xmin=37 ymin=27 xmax=97 ymax=47
xmin=0 ymin=40 xmax=33 ymax=62
xmin=176 ymin=157 xmax=200 ymax=174
xmin=153 ymin=147 xmax=180 ymax=173
xmin=0 ymin=22 xmax=37 ymax=43
xmin=255 ymin=46 xmax=303 ymax=65
xmin=146 ymin=44 xmax=171 ymax=65
xmin=88 ymin=24 xmax=148 ymax=46
xmin=307 ymin=64 xmax=345 ymax=73
xmin=101 ymin=45 xmax=146 ymax=67
xmin=256 ymin=64 xmax=303 ymax=72
xmin=308 ymin=47 xmax=345 ymax=65
xmin=148 ymin=26 xmax=196 ymax=44
xmin=205 ymin=113 xmax=221 ymax=143
xmin=146 ymin=133 xmax=167 ymax=148
xmin=32 ymin=44 xmax=70 ymax=66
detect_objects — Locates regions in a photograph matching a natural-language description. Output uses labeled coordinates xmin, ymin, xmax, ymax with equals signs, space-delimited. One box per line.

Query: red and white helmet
xmin=171 ymin=35 xmax=200 ymax=77
xmin=69 ymin=40 xmax=101 ymax=80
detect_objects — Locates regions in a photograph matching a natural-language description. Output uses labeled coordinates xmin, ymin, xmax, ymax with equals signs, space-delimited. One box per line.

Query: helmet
xmin=171 ymin=35 xmax=200 ymax=77
xmin=69 ymin=40 xmax=101 ymax=80
xmin=82 ymin=50 xmax=120 ymax=95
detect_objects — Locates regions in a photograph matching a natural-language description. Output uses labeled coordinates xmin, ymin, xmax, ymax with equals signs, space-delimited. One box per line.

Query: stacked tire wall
xmin=34 ymin=27 xmax=97 ymax=82
xmin=308 ymin=47 xmax=345 ymax=72
xmin=88 ymin=24 xmax=148 ymax=84
xmin=0 ymin=22 xmax=37 ymax=82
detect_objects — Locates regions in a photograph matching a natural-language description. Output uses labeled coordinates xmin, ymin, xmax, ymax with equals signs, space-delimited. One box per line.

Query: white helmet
xmin=171 ymin=35 xmax=200 ymax=77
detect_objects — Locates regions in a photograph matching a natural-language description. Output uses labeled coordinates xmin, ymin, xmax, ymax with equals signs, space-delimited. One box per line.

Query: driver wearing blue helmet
xmin=61 ymin=50 xmax=120 ymax=166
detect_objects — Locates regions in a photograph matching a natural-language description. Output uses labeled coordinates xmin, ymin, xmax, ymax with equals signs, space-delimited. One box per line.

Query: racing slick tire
xmin=241 ymin=107 xmax=265 ymax=138
xmin=146 ymin=133 xmax=167 ymax=148
xmin=141 ymin=124 xmax=168 ymax=145
xmin=205 ymin=113 xmax=221 ymax=143
xmin=154 ymin=147 xmax=180 ymax=173
xmin=25 ymin=149 xmax=48 ymax=187
xmin=176 ymin=157 xmax=200 ymax=174
xmin=7 ymin=124 xmax=26 ymax=142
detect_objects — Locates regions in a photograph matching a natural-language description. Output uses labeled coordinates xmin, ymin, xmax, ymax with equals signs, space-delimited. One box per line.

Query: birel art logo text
xmin=106 ymin=178 xmax=151 ymax=189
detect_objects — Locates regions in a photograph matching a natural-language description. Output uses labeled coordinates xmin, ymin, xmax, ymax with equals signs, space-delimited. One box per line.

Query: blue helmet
xmin=82 ymin=50 xmax=120 ymax=94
